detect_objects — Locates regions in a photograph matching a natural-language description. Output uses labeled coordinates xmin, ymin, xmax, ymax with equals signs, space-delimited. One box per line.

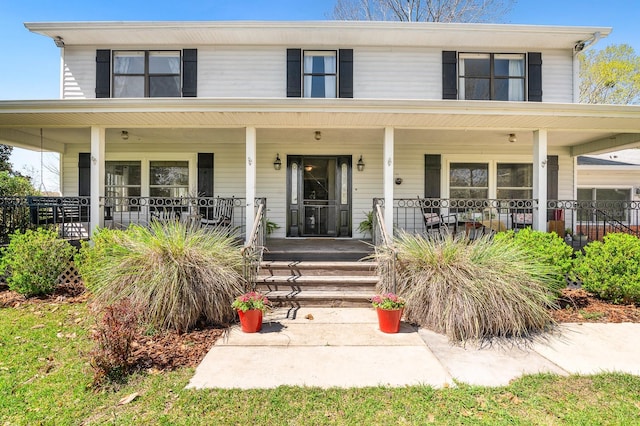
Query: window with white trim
xmin=113 ymin=51 xmax=181 ymax=98
xmin=106 ymin=161 xmax=142 ymax=212
xmin=459 ymin=53 xmax=525 ymax=101
xmin=497 ymin=163 xmax=533 ymax=199
xmin=149 ymin=161 xmax=189 ymax=197
xmin=577 ymin=188 xmax=631 ymax=222
xmin=449 ymin=163 xmax=489 ymax=199
xmin=303 ymin=50 xmax=337 ymax=98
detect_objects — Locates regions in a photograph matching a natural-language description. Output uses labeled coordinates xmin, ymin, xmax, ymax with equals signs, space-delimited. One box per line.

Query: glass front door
xmin=287 ymin=155 xmax=351 ymax=237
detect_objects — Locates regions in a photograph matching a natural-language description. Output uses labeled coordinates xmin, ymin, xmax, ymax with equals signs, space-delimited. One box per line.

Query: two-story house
xmin=1 ymin=20 xmax=640 ymax=243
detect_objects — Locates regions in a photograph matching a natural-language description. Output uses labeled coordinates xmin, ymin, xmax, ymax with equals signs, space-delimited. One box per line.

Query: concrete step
xmin=263 ymin=290 xmax=373 ymax=308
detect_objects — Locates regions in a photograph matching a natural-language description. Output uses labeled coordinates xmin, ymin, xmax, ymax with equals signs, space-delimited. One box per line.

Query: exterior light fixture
xmin=357 ymin=155 xmax=365 ymax=172
xmin=121 ymin=130 xmax=129 ymax=140
xmin=54 ymin=36 xmax=65 ymax=48
xmin=273 ymin=153 xmax=282 ymax=170
xmin=314 ymin=131 xmax=322 ymax=141
xmin=508 ymin=133 xmax=517 ymax=143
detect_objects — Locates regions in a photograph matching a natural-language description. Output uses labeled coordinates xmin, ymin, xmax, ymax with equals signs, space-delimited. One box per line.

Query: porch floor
xmin=263 ymin=238 xmax=373 ymax=261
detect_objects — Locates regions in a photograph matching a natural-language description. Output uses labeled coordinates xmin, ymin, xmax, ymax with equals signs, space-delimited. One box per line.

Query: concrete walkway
xmin=187 ymin=308 xmax=640 ymax=389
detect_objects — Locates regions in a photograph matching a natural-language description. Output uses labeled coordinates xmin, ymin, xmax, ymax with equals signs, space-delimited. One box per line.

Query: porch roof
xmin=26 ymin=21 xmax=610 ymax=51
xmin=1 ymin=98 xmax=640 ymax=156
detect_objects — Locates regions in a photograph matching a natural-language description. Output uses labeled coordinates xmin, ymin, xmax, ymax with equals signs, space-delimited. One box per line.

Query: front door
xmin=287 ymin=155 xmax=352 ymax=237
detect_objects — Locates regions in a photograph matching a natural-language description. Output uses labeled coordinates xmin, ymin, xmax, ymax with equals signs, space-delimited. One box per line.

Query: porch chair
xmin=200 ymin=197 xmax=234 ymax=231
xmin=511 ymin=212 xmax=533 ymax=231
xmin=419 ymin=199 xmax=457 ymax=237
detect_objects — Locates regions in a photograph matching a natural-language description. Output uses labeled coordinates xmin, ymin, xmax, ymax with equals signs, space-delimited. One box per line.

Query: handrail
xmin=595 ymin=208 xmax=640 ymax=237
xmin=372 ymin=198 xmax=397 ymax=294
xmin=241 ymin=198 xmax=267 ymax=291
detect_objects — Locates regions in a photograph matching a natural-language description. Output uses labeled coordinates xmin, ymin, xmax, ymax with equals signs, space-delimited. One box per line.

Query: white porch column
xmin=383 ymin=127 xmax=394 ymax=233
xmin=89 ymin=126 xmax=105 ymax=238
xmin=245 ymin=126 xmax=257 ymax=244
xmin=533 ymin=129 xmax=548 ymax=231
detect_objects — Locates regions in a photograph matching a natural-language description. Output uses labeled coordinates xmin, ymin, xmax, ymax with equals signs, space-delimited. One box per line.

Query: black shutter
xmin=424 ymin=154 xmax=441 ymax=198
xmin=78 ymin=153 xmax=91 ymax=196
xmin=442 ymin=51 xmax=457 ymax=100
xmin=197 ymin=153 xmax=214 ymax=197
xmin=528 ymin=52 xmax=543 ymax=102
xmin=95 ymin=50 xmax=111 ymax=98
xmin=182 ymin=49 xmax=198 ymax=97
xmin=287 ymin=49 xmax=302 ymax=98
xmin=339 ymin=49 xmax=353 ymax=98
xmin=546 ymin=155 xmax=559 ymax=220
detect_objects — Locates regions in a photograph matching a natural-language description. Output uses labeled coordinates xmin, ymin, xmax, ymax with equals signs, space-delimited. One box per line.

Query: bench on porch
xmin=27 ymin=196 xmax=89 ymax=225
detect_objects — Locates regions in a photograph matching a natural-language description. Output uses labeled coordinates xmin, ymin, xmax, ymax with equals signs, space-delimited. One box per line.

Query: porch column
xmin=89 ymin=126 xmax=105 ymax=237
xmin=383 ymin=127 xmax=394 ymax=233
xmin=533 ymin=129 xmax=548 ymax=231
xmin=245 ymin=126 xmax=257 ymax=244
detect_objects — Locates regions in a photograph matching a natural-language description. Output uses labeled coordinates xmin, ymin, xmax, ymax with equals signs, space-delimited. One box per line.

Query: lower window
xmin=577 ymin=188 xmax=630 ymax=222
xmin=149 ymin=161 xmax=189 ymax=197
xmin=449 ymin=163 xmax=488 ymax=199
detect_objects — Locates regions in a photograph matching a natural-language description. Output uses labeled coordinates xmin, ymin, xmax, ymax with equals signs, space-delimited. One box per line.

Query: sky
xmin=1 ymin=0 xmax=640 ymax=190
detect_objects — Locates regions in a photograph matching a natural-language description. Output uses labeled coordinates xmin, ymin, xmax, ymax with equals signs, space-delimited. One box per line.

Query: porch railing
xmin=102 ymin=196 xmax=247 ymax=237
xmin=372 ymin=198 xmax=396 ymax=293
xmin=387 ymin=198 xmax=640 ymax=249
xmin=0 ymin=196 xmax=91 ymax=245
xmin=242 ymin=198 xmax=267 ymax=291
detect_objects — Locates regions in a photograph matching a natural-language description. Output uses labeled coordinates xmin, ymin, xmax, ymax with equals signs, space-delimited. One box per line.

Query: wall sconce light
xmin=54 ymin=36 xmax=65 ymax=48
xmin=395 ymin=177 xmax=403 ymax=185
xmin=273 ymin=153 xmax=282 ymax=170
xmin=121 ymin=130 xmax=129 ymax=140
xmin=508 ymin=133 xmax=517 ymax=143
xmin=357 ymin=155 xmax=365 ymax=172
xmin=314 ymin=131 xmax=322 ymax=141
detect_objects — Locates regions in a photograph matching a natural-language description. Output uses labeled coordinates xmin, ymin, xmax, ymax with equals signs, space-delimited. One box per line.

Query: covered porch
xmin=1 ymin=98 xmax=640 ymax=243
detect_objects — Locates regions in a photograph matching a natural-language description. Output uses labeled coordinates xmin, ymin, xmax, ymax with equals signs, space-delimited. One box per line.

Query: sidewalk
xmin=187 ymin=308 xmax=640 ymax=389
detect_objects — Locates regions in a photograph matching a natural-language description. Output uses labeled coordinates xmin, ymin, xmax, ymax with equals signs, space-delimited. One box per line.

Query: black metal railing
xmin=0 ymin=196 xmax=91 ymax=244
xmin=102 ymin=196 xmax=247 ymax=236
xmin=242 ymin=198 xmax=267 ymax=291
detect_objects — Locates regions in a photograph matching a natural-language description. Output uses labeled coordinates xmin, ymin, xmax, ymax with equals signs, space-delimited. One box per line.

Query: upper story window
xmin=113 ymin=51 xmax=181 ymax=98
xmin=287 ymin=49 xmax=353 ymax=98
xmin=303 ymin=51 xmax=337 ymax=98
xmin=459 ymin=53 xmax=525 ymax=101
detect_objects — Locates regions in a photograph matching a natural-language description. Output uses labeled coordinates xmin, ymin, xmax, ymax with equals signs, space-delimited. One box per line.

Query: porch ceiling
xmin=1 ymin=99 xmax=639 ymax=155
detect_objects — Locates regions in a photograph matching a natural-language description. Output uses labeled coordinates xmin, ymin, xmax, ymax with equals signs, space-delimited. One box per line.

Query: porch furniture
xmin=422 ymin=212 xmax=457 ymax=236
xmin=512 ymin=212 xmax=533 ymax=230
xmin=27 ymin=196 xmax=88 ymax=225
xmin=200 ymin=197 xmax=234 ymax=230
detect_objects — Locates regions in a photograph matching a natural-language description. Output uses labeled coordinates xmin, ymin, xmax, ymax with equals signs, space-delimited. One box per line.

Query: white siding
xmin=355 ymin=47 xmax=440 ymax=99
xmin=198 ymin=46 xmax=284 ymax=98
xmin=62 ymin=47 xmax=97 ymax=99
xmin=541 ymin=49 xmax=574 ymax=103
xmin=578 ymin=168 xmax=640 ymax=201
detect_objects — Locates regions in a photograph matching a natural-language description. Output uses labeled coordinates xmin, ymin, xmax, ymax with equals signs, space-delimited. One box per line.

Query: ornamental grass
xmin=383 ymin=232 xmax=560 ymax=342
xmin=75 ymin=221 xmax=244 ymax=333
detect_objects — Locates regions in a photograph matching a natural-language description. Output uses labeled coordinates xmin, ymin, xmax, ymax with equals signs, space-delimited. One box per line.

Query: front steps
xmin=256 ymin=260 xmax=379 ymax=307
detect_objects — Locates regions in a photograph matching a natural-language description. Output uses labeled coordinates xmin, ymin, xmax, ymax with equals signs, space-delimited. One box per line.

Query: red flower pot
xmin=238 ymin=309 xmax=263 ymax=333
xmin=376 ymin=307 xmax=403 ymax=333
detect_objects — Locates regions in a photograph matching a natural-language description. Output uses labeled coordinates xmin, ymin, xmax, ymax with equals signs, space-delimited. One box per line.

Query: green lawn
xmin=1 ymin=301 xmax=639 ymax=425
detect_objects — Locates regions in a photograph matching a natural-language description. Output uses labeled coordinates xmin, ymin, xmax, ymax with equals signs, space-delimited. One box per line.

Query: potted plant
xmin=564 ymin=228 xmax=573 ymax=243
xmin=357 ymin=211 xmax=374 ymax=238
xmin=231 ymin=291 xmax=271 ymax=333
xmin=371 ymin=292 xmax=406 ymax=333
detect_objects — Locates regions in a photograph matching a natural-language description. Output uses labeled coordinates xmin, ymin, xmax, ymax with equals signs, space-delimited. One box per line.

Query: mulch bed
xmin=3 ymin=284 xmax=640 ymax=371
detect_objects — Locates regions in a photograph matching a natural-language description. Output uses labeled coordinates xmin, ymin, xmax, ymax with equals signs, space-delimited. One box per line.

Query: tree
xmin=579 ymin=44 xmax=640 ymax=105
xmin=0 ymin=145 xmax=14 ymax=174
xmin=332 ymin=0 xmax=514 ymax=23
xmin=0 ymin=171 xmax=37 ymax=197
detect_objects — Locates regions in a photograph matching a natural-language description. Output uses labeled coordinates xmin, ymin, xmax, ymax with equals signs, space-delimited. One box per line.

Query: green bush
xmin=494 ymin=228 xmax=573 ymax=287
xmin=573 ymin=233 xmax=640 ymax=304
xmin=0 ymin=228 xmax=75 ymax=297
xmin=75 ymin=221 xmax=245 ymax=332
xmin=382 ymin=232 xmax=558 ymax=341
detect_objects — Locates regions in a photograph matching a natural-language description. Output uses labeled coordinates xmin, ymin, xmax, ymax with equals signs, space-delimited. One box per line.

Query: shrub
xmin=494 ymin=228 xmax=574 ymax=287
xmin=90 ymin=298 xmax=141 ymax=385
xmin=0 ymin=228 xmax=75 ymax=297
xmin=573 ymin=233 xmax=640 ymax=304
xmin=382 ymin=232 xmax=558 ymax=341
xmin=75 ymin=221 xmax=245 ymax=332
